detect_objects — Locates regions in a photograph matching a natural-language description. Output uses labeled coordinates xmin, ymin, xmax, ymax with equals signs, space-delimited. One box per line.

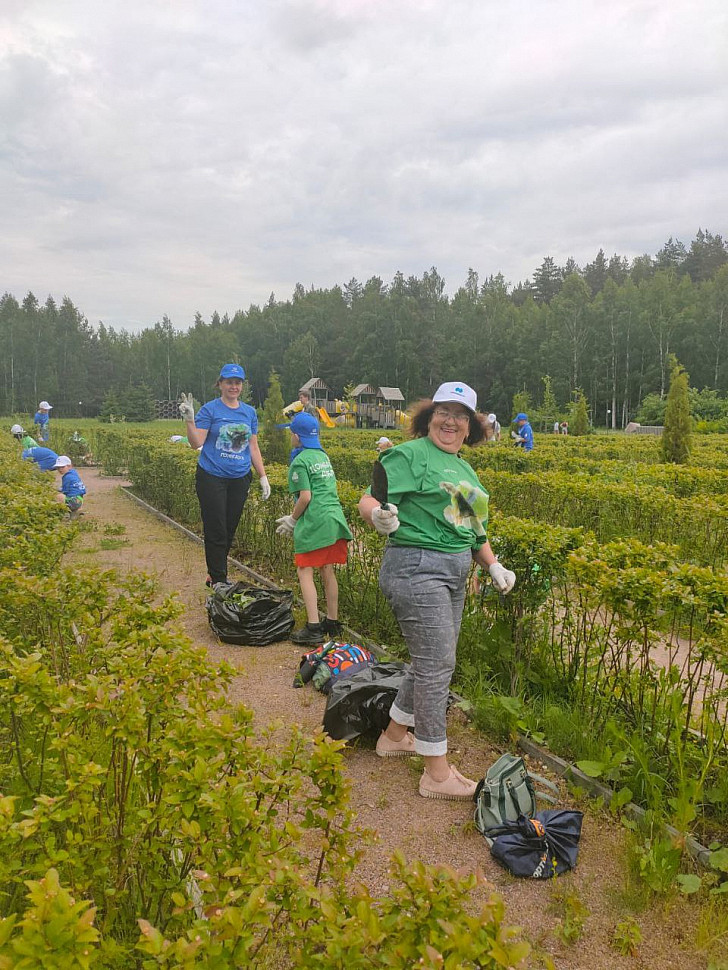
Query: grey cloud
xmin=1 ymin=0 xmax=727 ymax=329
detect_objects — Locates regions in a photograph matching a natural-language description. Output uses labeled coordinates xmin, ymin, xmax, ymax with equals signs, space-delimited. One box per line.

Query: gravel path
xmin=68 ymin=468 xmax=711 ymax=970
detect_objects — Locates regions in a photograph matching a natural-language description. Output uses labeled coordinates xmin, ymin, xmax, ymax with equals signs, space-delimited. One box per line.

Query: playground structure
xmin=285 ymin=379 xmax=409 ymax=430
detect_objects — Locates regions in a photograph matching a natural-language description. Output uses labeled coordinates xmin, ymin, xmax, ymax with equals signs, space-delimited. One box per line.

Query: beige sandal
xmin=419 ymin=766 xmax=477 ymax=801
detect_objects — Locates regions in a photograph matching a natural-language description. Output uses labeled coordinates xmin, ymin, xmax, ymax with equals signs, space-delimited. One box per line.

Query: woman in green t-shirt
xmin=359 ymin=382 xmax=517 ymax=802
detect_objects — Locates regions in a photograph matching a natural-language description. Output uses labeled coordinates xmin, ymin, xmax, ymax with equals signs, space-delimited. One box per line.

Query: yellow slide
xmin=317 ymin=406 xmax=335 ymax=428
xmin=282 ymin=399 xmax=335 ymax=428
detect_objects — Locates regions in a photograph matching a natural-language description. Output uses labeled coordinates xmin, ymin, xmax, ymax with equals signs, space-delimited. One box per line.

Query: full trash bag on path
xmin=487 ymin=810 xmax=584 ymax=879
xmin=323 ymin=661 xmax=409 ymax=740
xmin=206 ymin=581 xmax=295 ymax=646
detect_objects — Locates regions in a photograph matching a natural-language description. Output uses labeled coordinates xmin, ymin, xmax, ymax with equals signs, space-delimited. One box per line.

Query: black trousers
xmin=195 ymin=466 xmax=252 ymax=583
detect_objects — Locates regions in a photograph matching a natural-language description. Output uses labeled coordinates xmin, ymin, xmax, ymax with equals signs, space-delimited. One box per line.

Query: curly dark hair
xmin=409 ymin=399 xmax=487 ymax=447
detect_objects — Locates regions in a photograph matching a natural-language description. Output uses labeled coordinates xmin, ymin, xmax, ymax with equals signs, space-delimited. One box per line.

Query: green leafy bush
xmin=0 ymin=441 xmax=528 ymax=968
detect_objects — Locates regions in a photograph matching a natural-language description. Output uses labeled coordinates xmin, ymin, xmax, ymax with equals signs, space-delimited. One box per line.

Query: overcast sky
xmin=2 ymin=0 xmax=727 ymax=331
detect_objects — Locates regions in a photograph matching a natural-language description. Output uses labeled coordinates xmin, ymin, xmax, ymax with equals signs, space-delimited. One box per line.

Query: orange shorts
xmin=294 ymin=538 xmax=349 ymax=567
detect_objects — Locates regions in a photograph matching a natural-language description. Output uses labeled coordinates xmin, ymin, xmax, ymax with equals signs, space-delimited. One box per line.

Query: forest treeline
xmin=2 ymin=229 xmax=727 ymax=426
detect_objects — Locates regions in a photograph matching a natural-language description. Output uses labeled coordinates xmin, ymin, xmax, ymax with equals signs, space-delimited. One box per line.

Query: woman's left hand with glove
xmin=259 ymin=475 xmax=271 ymax=500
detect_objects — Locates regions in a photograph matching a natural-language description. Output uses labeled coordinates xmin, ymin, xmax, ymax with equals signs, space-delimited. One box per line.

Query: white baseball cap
xmin=376 ymin=436 xmax=392 ymax=445
xmin=487 ymin=413 xmax=497 ymax=423
xmin=39 ymin=401 xmax=53 ymax=409
xmin=432 ymin=381 xmax=477 ymax=413
xmin=53 ymin=455 xmax=72 ymax=468
xmin=11 ymin=424 xmax=24 ymax=434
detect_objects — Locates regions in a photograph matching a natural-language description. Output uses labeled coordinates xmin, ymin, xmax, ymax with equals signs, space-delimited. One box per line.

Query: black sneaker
xmin=321 ymin=617 xmax=343 ymax=639
xmin=291 ymin=621 xmax=326 ymax=645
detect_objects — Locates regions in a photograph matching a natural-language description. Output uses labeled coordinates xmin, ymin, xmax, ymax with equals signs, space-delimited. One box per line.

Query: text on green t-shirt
xmin=288 ymin=449 xmax=352 ymax=554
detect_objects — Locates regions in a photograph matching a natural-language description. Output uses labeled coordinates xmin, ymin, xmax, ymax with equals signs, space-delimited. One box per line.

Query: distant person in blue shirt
xmin=513 ymin=412 xmax=534 ymax=451
xmin=179 ymin=363 xmax=271 ymax=587
xmin=53 ymin=455 xmax=87 ymax=518
xmin=33 ymin=401 xmax=53 ymax=442
xmin=22 ymin=446 xmax=59 ymax=471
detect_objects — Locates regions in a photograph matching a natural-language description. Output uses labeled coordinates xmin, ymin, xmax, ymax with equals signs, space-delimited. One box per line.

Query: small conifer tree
xmin=98 ymin=389 xmax=121 ymax=423
xmin=260 ymin=371 xmax=288 ymax=465
xmin=125 ymin=383 xmax=155 ymax=422
xmin=537 ymin=375 xmax=559 ymax=431
xmin=661 ymin=356 xmax=692 ymax=463
xmin=511 ymin=390 xmax=531 ymax=422
xmin=569 ymin=388 xmax=590 ymax=436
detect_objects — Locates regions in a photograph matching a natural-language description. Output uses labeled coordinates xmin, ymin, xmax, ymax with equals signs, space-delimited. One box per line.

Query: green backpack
xmin=474 ymin=753 xmax=559 ymax=843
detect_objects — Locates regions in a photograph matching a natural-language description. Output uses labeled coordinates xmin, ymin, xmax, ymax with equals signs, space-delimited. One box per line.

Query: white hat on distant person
xmin=38 ymin=401 xmax=53 ymax=409
xmin=432 ymin=382 xmax=477 ymax=413
xmin=53 ymin=455 xmax=72 ymax=468
xmin=11 ymin=424 xmax=24 ymax=435
xmin=487 ymin=413 xmax=497 ymax=423
xmin=376 ymin=436 xmax=392 ymax=446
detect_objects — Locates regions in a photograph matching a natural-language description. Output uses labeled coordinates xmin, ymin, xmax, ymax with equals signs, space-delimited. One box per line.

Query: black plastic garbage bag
xmin=322 ymin=661 xmax=409 ymax=741
xmin=206 ymin=581 xmax=294 ymax=646
xmin=487 ymin=810 xmax=584 ymax=879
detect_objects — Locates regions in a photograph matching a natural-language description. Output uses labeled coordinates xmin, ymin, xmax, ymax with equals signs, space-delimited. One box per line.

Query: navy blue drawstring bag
xmin=487 ymin=810 xmax=583 ymax=879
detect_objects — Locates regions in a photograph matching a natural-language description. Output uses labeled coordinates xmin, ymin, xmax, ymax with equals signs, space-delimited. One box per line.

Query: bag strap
xmin=529 ymin=771 xmax=559 ymax=794
xmin=505 ymin=778 xmax=525 ymax=818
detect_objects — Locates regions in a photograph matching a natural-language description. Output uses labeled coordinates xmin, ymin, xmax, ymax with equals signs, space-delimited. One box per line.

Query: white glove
xmin=179 ymin=392 xmax=195 ymax=422
xmin=488 ymin=561 xmax=516 ymax=594
xmin=275 ymin=514 xmax=296 ymax=536
xmin=259 ymin=475 xmax=271 ymax=500
xmin=371 ymin=503 xmax=400 ymax=535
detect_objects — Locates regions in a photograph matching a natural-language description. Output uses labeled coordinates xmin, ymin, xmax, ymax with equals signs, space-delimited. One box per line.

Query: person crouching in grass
xmin=275 ymin=412 xmax=352 ymax=646
xmin=53 ymin=455 xmax=87 ymax=518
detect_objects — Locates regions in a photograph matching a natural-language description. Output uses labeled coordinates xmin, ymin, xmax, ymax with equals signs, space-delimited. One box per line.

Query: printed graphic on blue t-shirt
xmin=195 ymin=398 xmax=258 ymax=478
xmin=60 ymin=468 xmax=87 ymax=498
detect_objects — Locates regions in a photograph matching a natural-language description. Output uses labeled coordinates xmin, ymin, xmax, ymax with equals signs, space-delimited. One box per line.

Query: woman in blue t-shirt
xmin=179 ymin=363 xmax=271 ymax=586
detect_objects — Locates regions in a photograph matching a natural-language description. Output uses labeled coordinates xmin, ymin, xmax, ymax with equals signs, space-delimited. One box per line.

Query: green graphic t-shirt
xmin=378 ymin=436 xmax=489 ymax=552
xmin=288 ymin=449 xmax=353 ymax=554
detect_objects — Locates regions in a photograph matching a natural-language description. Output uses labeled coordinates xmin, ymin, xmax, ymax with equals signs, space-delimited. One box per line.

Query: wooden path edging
xmin=119 ymin=486 xmax=381 ymax=654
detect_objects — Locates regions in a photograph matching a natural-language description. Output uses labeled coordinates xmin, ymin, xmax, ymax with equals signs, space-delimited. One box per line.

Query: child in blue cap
xmin=275 ymin=412 xmax=352 ymax=645
xmin=513 ymin=413 xmax=534 ymax=451
xmin=34 ymin=401 xmax=53 ymax=442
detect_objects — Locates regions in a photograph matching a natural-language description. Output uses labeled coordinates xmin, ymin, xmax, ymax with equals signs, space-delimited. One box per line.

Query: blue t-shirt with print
xmin=22 ymin=447 xmax=59 ymax=471
xmin=195 ymin=398 xmax=258 ymax=478
xmin=517 ymin=422 xmax=534 ymax=451
xmin=60 ymin=468 xmax=87 ymax=498
xmin=34 ymin=411 xmax=49 ymax=428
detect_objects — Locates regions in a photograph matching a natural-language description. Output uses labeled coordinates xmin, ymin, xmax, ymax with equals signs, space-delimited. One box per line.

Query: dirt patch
xmin=65 ymin=468 xmax=712 ymax=970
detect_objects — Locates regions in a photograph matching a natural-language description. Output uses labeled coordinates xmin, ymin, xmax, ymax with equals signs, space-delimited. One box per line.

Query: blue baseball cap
xmin=515 ymin=412 xmax=528 ymax=422
xmin=277 ymin=411 xmax=323 ymax=449
xmin=219 ymin=363 xmax=245 ymax=380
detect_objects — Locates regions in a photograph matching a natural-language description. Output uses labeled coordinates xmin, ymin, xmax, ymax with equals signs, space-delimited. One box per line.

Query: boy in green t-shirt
xmin=275 ymin=412 xmax=352 ymax=645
